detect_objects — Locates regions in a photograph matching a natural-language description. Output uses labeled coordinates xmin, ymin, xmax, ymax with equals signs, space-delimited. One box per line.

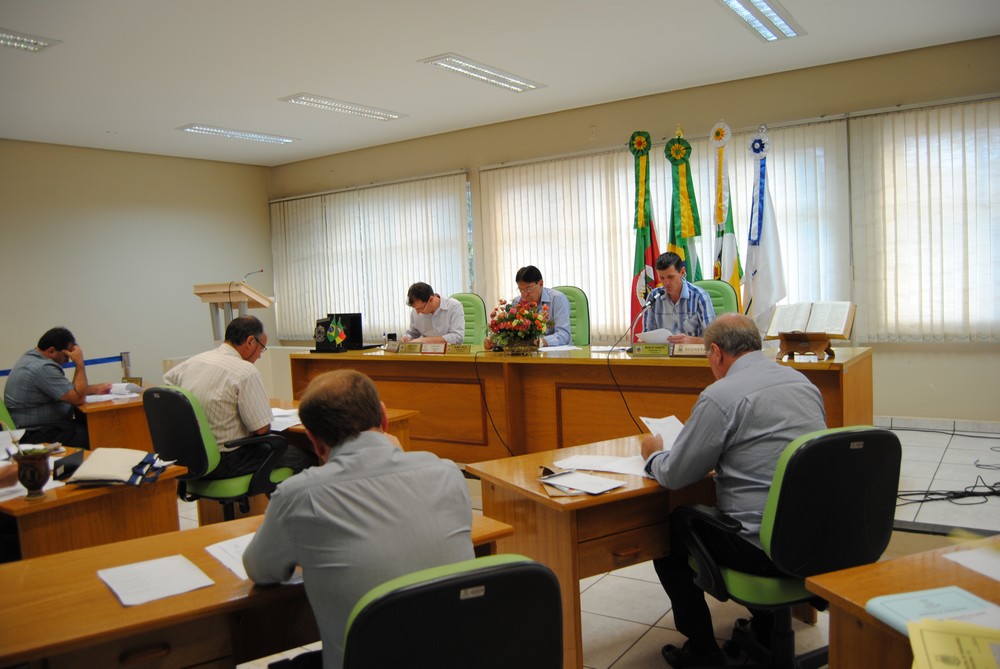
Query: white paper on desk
xmin=537 ymin=345 xmax=580 ymax=352
xmin=640 ymin=415 xmax=685 ymax=449
xmin=554 ymin=454 xmax=649 ymax=478
xmin=944 ymin=546 xmax=1000 ymax=582
xmin=86 ymin=392 xmax=140 ymax=403
xmin=538 ymin=471 xmax=625 ymax=494
xmin=206 ymin=532 xmax=305 ymax=584
xmin=590 ymin=346 xmax=627 ymax=353
xmin=0 ymin=460 xmax=66 ymax=502
xmin=98 ymin=554 xmax=215 ymax=606
xmin=271 ymin=408 xmax=303 ymax=432
xmin=636 ymin=328 xmax=672 ymax=343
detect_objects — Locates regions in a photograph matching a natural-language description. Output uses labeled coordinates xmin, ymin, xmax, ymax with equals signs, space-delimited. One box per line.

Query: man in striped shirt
xmin=164 ymin=316 xmax=315 ymax=477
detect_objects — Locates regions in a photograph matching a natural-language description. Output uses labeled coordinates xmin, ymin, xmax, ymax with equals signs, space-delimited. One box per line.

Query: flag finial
xmin=759 ymin=124 xmax=768 ymax=133
xmin=675 ymin=124 xmax=684 ymax=138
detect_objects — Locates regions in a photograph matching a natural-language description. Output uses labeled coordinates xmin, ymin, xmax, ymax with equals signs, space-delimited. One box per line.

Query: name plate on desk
xmin=384 ymin=341 xmax=401 ymax=353
xmin=671 ymin=344 xmax=706 ymax=357
xmin=398 ymin=343 xmax=423 ymax=354
xmin=630 ymin=343 xmax=671 ymax=357
xmin=421 ymin=343 xmax=446 ymax=355
xmin=446 ymin=344 xmax=472 ymax=355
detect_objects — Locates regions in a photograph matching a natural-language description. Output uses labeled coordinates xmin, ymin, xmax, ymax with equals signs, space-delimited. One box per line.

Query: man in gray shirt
xmin=243 ymin=369 xmax=474 ymax=669
xmin=641 ymin=313 xmax=826 ymax=668
xmin=402 ymin=282 xmax=465 ymax=345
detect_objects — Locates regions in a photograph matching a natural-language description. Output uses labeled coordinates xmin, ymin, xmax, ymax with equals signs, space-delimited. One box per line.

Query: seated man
xmin=484 ymin=265 xmax=571 ymax=348
xmin=243 ymin=369 xmax=474 ymax=669
xmin=164 ymin=316 xmax=314 ymax=477
xmin=643 ymin=252 xmax=716 ymax=345
xmin=402 ymin=282 xmax=465 ymax=344
xmin=4 ymin=327 xmax=112 ymax=448
xmin=641 ymin=314 xmax=826 ymax=668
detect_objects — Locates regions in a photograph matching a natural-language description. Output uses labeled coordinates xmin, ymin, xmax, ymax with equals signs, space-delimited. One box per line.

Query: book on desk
xmin=865 ymin=585 xmax=1000 ymax=635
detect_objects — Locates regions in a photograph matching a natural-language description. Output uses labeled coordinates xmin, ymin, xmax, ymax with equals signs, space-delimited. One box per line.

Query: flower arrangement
xmin=488 ymin=299 xmax=551 ymax=348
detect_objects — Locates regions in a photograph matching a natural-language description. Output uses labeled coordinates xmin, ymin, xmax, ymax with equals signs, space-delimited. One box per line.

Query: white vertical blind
xmin=851 ymin=99 xmax=1000 ymax=342
xmin=271 ymin=173 xmax=468 ymax=340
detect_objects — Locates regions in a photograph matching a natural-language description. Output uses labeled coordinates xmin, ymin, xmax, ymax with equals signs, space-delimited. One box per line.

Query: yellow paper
xmin=908 ymin=618 xmax=1000 ymax=669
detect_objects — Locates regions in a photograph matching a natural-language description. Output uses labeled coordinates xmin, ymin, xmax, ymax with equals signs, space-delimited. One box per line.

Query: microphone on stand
xmin=628 ymin=288 xmax=664 ymax=349
xmin=243 ymin=268 xmax=264 ymax=283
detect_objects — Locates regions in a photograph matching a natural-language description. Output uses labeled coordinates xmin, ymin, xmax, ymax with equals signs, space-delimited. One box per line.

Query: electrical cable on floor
xmin=897 ymin=475 xmax=1000 ymax=506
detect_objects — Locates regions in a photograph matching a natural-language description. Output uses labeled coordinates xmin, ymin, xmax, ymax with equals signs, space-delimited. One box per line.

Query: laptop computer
xmin=314 ymin=313 xmax=382 ymax=352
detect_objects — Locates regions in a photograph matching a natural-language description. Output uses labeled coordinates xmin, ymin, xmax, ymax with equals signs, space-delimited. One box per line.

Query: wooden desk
xmin=467 ymin=436 xmax=716 ymax=669
xmin=806 ymin=536 xmax=1000 ymax=667
xmin=79 ymin=396 xmax=153 ymax=451
xmin=0 ymin=513 xmax=512 ymax=668
xmin=290 ymin=347 xmax=873 ymax=464
xmin=0 ymin=452 xmax=183 ymax=558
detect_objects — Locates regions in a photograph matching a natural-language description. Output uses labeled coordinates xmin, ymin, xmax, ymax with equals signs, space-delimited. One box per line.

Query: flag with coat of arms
xmin=628 ymin=131 xmax=662 ymax=335
xmin=742 ymin=126 xmax=786 ymax=331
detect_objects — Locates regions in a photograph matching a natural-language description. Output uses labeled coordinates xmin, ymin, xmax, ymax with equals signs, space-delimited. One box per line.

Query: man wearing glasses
xmin=402 ymin=282 xmax=465 ymax=344
xmin=485 ymin=265 xmax=572 ymax=349
xmin=164 ymin=315 xmax=315 ymax=477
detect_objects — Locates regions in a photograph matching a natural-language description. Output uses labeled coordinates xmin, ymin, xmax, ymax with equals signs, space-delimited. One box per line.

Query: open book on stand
xmin=765 ymin=301 xmax=856 ymax=339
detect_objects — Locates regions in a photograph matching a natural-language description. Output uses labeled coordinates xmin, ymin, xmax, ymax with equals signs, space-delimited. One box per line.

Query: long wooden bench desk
xmin=0 ymin=513 xmax=512 ymax=668
xmin=291 ymin=346 xmax=873 ymax=464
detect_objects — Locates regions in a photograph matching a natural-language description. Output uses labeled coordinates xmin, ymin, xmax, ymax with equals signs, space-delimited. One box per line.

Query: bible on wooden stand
xmin=764 ymin=301 xmax=856 ymax=360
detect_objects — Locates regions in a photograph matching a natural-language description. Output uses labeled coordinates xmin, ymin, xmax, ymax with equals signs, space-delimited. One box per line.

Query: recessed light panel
xmin=281 ymin=94 xmax=404 ymax=121
xmin=178 ymin=124 xmax=296 ymax=144
xmin=421 ymin=53 xmax=543 ymax=93
xmin=0 ymin=28 xmax=60 ymax=52
xmin=719 ymin=0 xmax=800 ymax=42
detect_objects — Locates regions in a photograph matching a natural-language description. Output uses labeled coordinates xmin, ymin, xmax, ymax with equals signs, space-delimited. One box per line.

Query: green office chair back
xmin=693 ymin=279 xmax=739 ymax=315
xmin=143 ymin=386 xmax=293 ymax=518
xmin=449 ymin=292 xmax=488 ymax=345
xmin=0 ymin=400 xmax=16 ymax=430
xmin=343 ymin=553 xmax=562 ymax=668
xmin=553 ymin=285 xmax=590 ymax=346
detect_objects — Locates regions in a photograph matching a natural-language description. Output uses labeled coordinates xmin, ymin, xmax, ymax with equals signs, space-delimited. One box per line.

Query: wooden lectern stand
xmin=193 ymin=282 xmax=273 ymax=341
xmin=775 ymin=332 xmax=836 ymax=361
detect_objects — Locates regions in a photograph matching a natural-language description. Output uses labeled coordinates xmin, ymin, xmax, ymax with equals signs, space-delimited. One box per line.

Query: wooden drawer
xmin=578 ymin=521 xmax=670 ymax=578
xmin=47 ymin=616 xmax=232 ymax=669
xmin=576 ymin=492 xmax=670 ymax=542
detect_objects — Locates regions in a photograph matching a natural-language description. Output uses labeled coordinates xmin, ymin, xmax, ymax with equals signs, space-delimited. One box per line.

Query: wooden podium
xmin=193 ymin=282 xmax=273 ymax=340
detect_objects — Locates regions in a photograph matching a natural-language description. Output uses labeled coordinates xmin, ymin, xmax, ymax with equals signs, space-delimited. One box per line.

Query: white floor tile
xmin=955 ymin=420 xmax=1000 ymax=434
xmin=891 ymin=418 xmax=955 ymax=432
xmin=606 ymin=626 xmax=686 ymax=669
xmin=933 ymin=462 xmax=991 ymax=483
xmin=900 ymin=443 xmax=946 ymax=463
xmin=947 ymin=434 xmax=1000 ymax=453
xmin=899 ymin=458 xmax=940 ymax=479
xmin=892 ymin=429 xmax=952 ymax=448
xmin=581 ymin=573 xmax=604 ymax=592
xmin=893 ymin=502 xmax=921 ymax=523
xmin=914 ymin=497 xmax=1000 ymax=532
xmin=609 ymin=559 xmax=660 ymax=583
xmin=581 ymin=574 xmax=671 ymax=626
xmin=655 ymin=592 xmax=750 ymax=641
xmin=581 ymin=611 xmax=655 ymax=669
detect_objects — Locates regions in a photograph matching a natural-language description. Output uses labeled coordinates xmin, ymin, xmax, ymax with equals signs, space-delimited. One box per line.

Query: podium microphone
xmin=243 ymin=268 xmax=264 ymax=283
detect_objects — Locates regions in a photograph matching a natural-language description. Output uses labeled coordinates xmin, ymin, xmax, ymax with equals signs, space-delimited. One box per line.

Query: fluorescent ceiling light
xmin=281 ymin=94 xmax=404 ymax=121
xmin=0 ymin=28 xmax=60 ymax=52
xmin=177 ymin=124 xmax=296 ymax=144
xmin=421 ymin=53 xmax=543 ymax=93
xmin=719 ymin=0 xmax=800 ymax=42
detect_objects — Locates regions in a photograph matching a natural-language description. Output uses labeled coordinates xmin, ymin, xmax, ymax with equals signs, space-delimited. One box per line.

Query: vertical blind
xmin=271 ymin=173 xmax=468 ymax=340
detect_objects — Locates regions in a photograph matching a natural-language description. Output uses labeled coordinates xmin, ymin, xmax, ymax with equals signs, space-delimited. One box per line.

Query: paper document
xmin=640 ymin=415 xmax=685 ymax=448
xmin=554 ymin=454 xmax=648 ymax=477
xmin=636 ymin=328 xmax=672 ymax=344
xmin=865 ymin=586 xmax=1000 ymax=635
xmin=206 ymin=532 xmax=304 ymax=583
xmin=0 ymin=429 xmax=26 ymax=451
xmin=908 ymin=619 xmax=1000 ymax=669
xmin=538 ymin=345 xmax=579 ymax=352
xmin=271 ymin=408 xmax=303 ymax=432
xmin=943 ymin=546 xmax=1000 ymax=582
xmin=538 ymin=470 xmax=625 ymax=495
xmin=590 ymin=346 xmax=627 ymax=353
xmin=98 ymin=554 xmax=215 ymax=606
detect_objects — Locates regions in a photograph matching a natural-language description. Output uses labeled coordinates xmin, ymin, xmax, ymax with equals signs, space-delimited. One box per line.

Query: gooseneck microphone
xmin=243 ymin=268 xmax=264 ymax=283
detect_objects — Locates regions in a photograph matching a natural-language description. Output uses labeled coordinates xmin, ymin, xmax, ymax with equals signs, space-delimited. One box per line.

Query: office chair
xmin=553 ymin=285 xmax=590 ymax=346
xmin=0 ymin=400 xmax=16 ymax=430
xmin=675 ymin=426 xmax=901 ymax=668
xmin=693 ymin=279 xmax=739 ymax=315
xmin=342 ymin=553 xmax=562 ymax=669
xmin=143 ymin=386 xmax=294 ymax=521
xmin=450 ymin=292 xmax=488 ymax=345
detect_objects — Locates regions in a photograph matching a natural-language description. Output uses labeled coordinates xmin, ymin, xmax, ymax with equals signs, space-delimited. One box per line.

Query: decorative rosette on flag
xmin=710 ymin=120 xmax=743 ymax=310
xmin=665 ymin=127 xmax=702 ymax=281
xmin=628 ymin=131 xmax=662 ymax=332
xmin=742 ymin=125 xmax=786 ymax=330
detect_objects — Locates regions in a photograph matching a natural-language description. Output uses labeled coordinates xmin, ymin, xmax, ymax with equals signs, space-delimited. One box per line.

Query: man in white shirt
xmin=402 ymin=282 xmax=465 ymax=344
xmin=164 ymin=316 xmax=314 ymax=477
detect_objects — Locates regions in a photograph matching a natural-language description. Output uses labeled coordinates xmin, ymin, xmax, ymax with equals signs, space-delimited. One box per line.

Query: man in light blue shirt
xmin=403 ymin=282 xmax=465 ymax=345
xmin=485 ymin=265 xmax=571 ymax=348
xmin=643 ymin=252 xmax=716 ymax=344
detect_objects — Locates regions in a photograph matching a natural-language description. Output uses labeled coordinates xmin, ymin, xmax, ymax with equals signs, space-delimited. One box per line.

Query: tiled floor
xmin=196 ymin=420 xmax=999 ymax=669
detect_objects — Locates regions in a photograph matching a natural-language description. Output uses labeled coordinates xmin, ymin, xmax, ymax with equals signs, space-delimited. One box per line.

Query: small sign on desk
xmin=420 ymin=343 xmax=446 ymax=355
xmin=671 ymin=344 xmax=706 ymax=357
xmin=630 ymin=343 xmax=671 ymax=357
xmin=398 ymin=343 xmax=423 ymax=354
xmin=446 ymin=344 xmax=472 ymax=355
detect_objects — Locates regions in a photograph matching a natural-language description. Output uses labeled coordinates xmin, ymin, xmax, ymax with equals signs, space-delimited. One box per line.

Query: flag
xmin=628 ymin=131 xmax=662 ymax=334
xmin=327 ymin=317 xmax=347 ymax=346
xmin=665 ymin=131 xmax=702 ymax=281
xmin=710 ymin=121 xmax=743 ymax=311
xmin=742 ymin=127 xmax=786 ymax=332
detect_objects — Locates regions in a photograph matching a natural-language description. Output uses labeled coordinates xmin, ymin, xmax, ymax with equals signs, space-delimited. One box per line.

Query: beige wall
xmin=2 ymin=38 xmax=997 ymax=422
xmin=270 ymin=37 xmax=1000 ymax=423
xmin=0 ymin=140 xmax=276 ymax=386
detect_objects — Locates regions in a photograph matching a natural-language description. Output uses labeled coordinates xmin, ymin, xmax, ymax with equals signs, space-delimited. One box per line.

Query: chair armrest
xmin=673 ymin=504 xmax=744 ymax=602
xmin=222 ymin=433 xmax=289 ymax=496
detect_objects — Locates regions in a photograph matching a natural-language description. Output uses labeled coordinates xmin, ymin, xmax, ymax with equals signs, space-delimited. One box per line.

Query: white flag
xmin=742 ymin=129 xmax=786 ymax=332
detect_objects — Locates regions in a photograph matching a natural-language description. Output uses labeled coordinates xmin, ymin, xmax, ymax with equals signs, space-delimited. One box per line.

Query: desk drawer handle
xmin=612 ymin=546 xmax=642 ymax=560
xmin=119 ymin=643 xmax=172 ymax=666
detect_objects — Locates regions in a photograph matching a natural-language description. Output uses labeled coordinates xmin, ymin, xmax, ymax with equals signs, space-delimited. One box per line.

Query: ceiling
xmin=2 ymin=0 xmax=998 ymax=167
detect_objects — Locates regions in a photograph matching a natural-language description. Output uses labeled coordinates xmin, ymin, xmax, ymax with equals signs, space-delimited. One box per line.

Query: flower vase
xmin=505 ymin=338 xmax=539 ymax=356
xmin=14 ymin=450 xmax=50 ymax=499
